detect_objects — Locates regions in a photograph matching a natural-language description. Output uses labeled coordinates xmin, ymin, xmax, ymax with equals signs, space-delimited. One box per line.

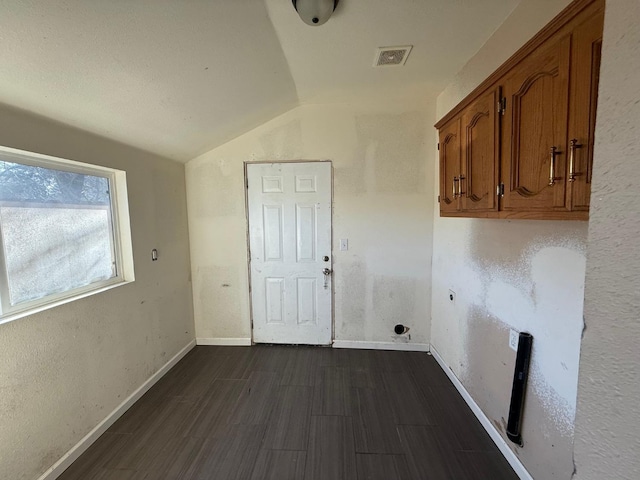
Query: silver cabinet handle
xmin=453 ymin=176 xmax=459 ymax=198
xmin=568 ymin=139 xmax=582 ymax=182
xmin=549 ymin=146 xmax=561 ymax=186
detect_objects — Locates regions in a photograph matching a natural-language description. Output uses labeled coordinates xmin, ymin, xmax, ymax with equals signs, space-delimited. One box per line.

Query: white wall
xmin=186 ymin=101 xmax=435 ymax=348
xmin=573 ymin=1 xmax=640 ymax=478
xmin=430 ymin=1 xmax=585 ymax=479
xmin=0 ymin=104 xmax=194 ymax=480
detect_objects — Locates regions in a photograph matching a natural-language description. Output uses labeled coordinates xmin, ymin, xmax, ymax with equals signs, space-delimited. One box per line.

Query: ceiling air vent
xmin=374 ymin=46 xmax=412 ymax=67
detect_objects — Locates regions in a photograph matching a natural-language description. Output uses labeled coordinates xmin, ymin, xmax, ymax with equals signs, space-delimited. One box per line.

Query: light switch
xmin=340 ymin=239 xmax=348 ymax=251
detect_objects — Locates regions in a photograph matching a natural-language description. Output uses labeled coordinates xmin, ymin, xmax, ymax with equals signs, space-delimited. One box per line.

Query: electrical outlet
xmin=448 ymin=289 xmax=456 ymax=304
xmin=509 ymin=329 xmax=519 ymax=351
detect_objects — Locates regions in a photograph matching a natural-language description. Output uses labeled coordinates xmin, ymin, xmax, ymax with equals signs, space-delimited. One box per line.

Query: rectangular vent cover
xmin=374 ymin=46 xmax=412 ymax=67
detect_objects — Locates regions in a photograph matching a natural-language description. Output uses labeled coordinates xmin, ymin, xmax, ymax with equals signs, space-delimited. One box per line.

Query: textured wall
xmin=573 ymin=1 xmax=640 ymax=478
xmin=0 ymin=105 xmax=194 ymax=480
xmin=431 ymin=1 xmax=584 ymax=479
xmin=186 ymin=101 xmax=434 ymax=347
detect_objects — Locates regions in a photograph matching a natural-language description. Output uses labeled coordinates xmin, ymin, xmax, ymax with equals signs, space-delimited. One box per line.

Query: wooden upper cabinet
xmin=439 ymin=118 xmax=461 ymax=214
xmin=435 ymin=0 xmax=604 ymax=221
xmin=461 ymin=88 xmax=499 ymax=213
xmin=501 ymin=34 xmax=571 ymax=214
xmin=567 ymin=6 xmax=604 ymax=210
xmin=439 ymin=90 xmax=499 ymax=217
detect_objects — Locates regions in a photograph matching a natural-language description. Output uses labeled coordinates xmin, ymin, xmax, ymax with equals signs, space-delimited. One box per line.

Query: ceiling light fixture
xmin=292 ymin=0 xmax=339 ymax=26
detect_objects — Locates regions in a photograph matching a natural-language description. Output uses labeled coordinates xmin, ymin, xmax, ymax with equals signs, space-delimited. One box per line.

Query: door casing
xmin=243 ymin=160 xmax=334 ymax=345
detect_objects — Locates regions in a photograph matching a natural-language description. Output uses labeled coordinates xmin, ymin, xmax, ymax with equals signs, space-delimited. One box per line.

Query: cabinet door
xmin=501 ymin=34 xmax=571 ymax=213
xmin=439 ymin=118 xmax=461 ymax=215
xmin=461 ymin=88 xmax=499 ymax=213
xmin=567 ymin=5 xmax=604 ymax=211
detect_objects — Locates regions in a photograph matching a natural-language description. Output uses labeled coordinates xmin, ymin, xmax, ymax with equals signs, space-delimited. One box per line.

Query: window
xmin=0 ymin=146 xmax=134 ymax=323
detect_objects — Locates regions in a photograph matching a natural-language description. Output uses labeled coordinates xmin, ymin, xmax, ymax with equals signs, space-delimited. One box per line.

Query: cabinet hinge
xmin=437 ymin=195 xmax=441 ymax=203
xmin=437 ymin=143 xmax=440 ymax=151
xmin=497 ymin=183 xmax=505 ymax=197
xmin=498 ymin=97 xmax=506 ymax=115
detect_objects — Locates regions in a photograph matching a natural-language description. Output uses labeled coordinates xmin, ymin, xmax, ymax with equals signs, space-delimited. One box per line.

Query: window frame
xmin=0 ymin=146 xmax=135 ymax=325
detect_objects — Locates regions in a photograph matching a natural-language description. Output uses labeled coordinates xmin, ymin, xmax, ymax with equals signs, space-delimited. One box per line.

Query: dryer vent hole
xmin=394 ymin=324 xmax=409 ymax=335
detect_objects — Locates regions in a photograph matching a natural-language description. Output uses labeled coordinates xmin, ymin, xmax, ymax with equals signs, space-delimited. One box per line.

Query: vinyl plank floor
xmin=250 ymin=449 xmax=306 ymax=480
xmin=279 ymin=347 xmax=317 ymax=386
xmin=382 ymin=371 xmax=437 ymax=426
xmin=142 ymin=436 xmax=206 ymax=480
xmin=93 ymin=469 xmax=141 ymax=480
xmin=352 ymin=387 xmax=404 ymax=454
xmin=372 ymin=350 xmax=414 ymax=373
xmin=263 ymin=385 xmax=313 ymax=450
xmin=216 ymin=347 xmax=260 ymax=379
xmin=406 ymin=350 xmax=454 ymax=386
xmin=398 ymin=424 xmax=463 ymax=480
xmin=304 ymin=415 xmax=357 ymax=480
xmin=183 ymin=424 xmax=267 ymax=480
xmin=253 ymin=345 xmax=291 ymax=373
xmin=142 ymin=349 xmax=224 ymax=402
xmin=312 ymin=366 xmax=353 ymax=416
xmin=348 ymin=351 xmax=381 ymax=389
xmin=56 ymin=433 xmax=131 ymax=480
xmin=455 ymin=451 xmax=520 ymax=480
xmin=106 ymin=399 xmax=200 ymax=470
xmin=229 ymin=371 xmax=280 ymax=425
xmin=428 ymin=384 xmax=497 ymax=451
xmin=108 ymin=397 xmax=162 ymax=435
xmin=57 ymin=346 xmax=518 ymax=480
xmin=184 ymin=379 xmax=246 ymax=438
xmin=355 ymin=453 xmax=413 ymax=480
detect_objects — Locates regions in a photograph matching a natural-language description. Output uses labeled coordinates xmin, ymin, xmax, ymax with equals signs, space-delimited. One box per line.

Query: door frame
xmin=243 ymin=160 xmax=334 ymax=345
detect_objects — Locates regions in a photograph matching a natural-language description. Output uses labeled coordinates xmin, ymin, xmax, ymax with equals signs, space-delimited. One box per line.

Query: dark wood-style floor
xmin=57 ymin=346 xmax=518 ymax=480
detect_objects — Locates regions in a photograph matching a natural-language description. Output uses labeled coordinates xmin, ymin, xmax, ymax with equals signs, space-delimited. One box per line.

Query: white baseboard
xmin=430 ymin=345 xmax=533 ymax=480
xmin=332 ymin=340 xmax=429 ymax=352
xmin=38 ymin=339 xmax=196 ymax=480
xmin=196 ymin=337 xmax=252 ymax=346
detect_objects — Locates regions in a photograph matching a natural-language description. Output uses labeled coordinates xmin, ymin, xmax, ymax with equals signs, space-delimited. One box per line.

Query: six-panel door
xmin=247 ymin=162 xmax=332 ymax=345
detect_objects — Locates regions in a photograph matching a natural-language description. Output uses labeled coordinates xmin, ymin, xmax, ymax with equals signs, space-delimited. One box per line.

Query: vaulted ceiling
xmin=0 ymin=0 xmax=520 ymax=162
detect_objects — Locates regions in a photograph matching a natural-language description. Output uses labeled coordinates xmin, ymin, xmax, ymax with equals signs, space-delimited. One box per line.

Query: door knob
xmin=323 ymin=268 xmax=332 ymax=275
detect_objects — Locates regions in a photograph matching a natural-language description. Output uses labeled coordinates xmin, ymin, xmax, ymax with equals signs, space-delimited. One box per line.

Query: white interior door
xmin=247 ymin=162 xmax=332 ymax=345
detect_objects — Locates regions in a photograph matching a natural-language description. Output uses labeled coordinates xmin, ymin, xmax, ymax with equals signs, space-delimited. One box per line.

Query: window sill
xmin=0 ymin=278 xmax=133 ymax=326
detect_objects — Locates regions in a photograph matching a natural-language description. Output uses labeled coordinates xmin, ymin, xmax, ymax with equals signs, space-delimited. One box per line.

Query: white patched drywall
xmin=0 ymin=105 xmax=194 ymax=480
xmin=573 ymin=1 xmax=640 ymax=478
xmin=186 ymin=101 xmax=435 ymax=347
xmin=430 ymin=1 xmax=587 ymax=479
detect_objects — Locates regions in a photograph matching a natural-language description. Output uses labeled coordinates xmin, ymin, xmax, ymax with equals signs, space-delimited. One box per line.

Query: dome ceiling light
xmin=292 ymin=0 xmax=339 ymax=26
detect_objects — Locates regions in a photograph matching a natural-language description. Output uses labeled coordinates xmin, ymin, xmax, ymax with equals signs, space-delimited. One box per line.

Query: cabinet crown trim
xmin=435 ymin=0 xmax=602 ymax=129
